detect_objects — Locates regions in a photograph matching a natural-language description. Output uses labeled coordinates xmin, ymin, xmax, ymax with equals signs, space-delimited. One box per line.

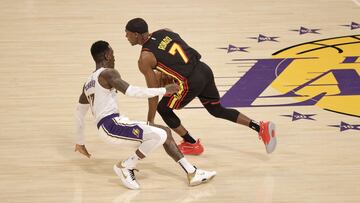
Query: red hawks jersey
xmin=142 ymin=29 xmax=201 ymax=79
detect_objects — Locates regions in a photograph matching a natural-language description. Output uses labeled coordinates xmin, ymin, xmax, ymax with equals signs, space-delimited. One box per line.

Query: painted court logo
xmin=248 ymin=34 xmax=279 ymax=42
xmin=282 ymin=111 xmax=316 ymax=121
xmin=217 ymin=44 xmax=249 ymax=53
xmin=341 ymin=22 xmax=360 ymax=30
xmin=329 ymin=122 xmax=360 ymax=131
xmin=221 ymin=35 xmax=360 ymax=117
xmin=290 ymin=27 xmax=320 ymax=35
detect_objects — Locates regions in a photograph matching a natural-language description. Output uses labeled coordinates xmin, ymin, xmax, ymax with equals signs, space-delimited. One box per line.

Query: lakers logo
xmin=271 ymin=35 xmax=360 ymax=117
xmin=221 ymin=35 xmax=360 ymax=117
xmin=132 ymin=128 xmax=140 ymax=137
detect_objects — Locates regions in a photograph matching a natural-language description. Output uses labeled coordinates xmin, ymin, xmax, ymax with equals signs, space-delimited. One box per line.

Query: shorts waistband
xmin=97 ymin=113 xmax=119 ymax=129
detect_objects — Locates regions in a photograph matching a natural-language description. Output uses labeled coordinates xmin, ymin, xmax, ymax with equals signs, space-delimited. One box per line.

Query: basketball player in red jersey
xmin=124 ymin=18 xmax=277 ymax=155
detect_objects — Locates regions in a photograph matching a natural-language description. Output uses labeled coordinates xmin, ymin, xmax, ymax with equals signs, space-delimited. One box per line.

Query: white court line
xmin=274 ymin=58 xmax=288 ymax=77
xmin=352 ymin=0 xmax=360 ymax=7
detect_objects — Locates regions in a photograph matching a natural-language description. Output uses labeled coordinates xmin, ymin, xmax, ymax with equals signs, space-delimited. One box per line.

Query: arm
xmin=74 ymin=88 xmax=91 ymax=158
xmin=138 ymin=51 xmax=159 ymax=123
xmin=99 ymin=68 xmax=176 ymax=97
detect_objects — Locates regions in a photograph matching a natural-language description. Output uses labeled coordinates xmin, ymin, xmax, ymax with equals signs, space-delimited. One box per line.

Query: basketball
xmin=154 ymin=70 xmax=175 ymax=87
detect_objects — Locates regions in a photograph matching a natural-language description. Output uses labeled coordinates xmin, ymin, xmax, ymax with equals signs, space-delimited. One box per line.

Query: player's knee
xmin=157 ymin=102 xmax=170 ymax=116
xmin=157 ymin=104 xmax=181 ymax=129
xmin=156 ymin=128 xmax=167 ymax=145
xmin=147 ymin=125 xmax=167 ymax=145
xmin=163 ymin=127 xmax=173 ymax=144
xmin=155 ymin=125 xmax=171 ymax=144
xmin=205 ymin=104 xmax=239 ymax=122
xmin=205 ymin=104 xmax=224 ymax=118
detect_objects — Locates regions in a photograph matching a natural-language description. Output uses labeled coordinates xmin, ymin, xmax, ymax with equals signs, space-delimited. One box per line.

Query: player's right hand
xmin=75 ymin=144 xmax=91 ymax=158
xmin=164 ymin=83 xmax=180 ymax=95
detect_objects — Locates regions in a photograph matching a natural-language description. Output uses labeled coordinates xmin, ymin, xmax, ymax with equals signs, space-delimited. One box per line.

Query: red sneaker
xmin=178 ymin=139 xmax=204 ymax=155
xmin=259 ymin=121 xmax=277 ymax=154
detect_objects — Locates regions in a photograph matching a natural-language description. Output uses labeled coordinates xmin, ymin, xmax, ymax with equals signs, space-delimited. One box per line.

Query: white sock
xmin=177 ymin=158 xmax=196 ymax=174
xmin=122 ymin=153 xmax=140 ymax=169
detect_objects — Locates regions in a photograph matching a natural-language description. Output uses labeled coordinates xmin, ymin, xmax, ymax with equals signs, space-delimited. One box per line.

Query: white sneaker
xmin=188 ymin=168 xmax=216 ymax=186
xmin=113 ymin=164 xmax=140 ymax=190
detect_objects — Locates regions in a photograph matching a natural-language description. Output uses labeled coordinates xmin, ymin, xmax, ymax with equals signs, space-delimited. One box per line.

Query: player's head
xmin=125 ymin=18 xmax=149 ymax=45
xmin=90 ymin=40 xmax=115 ymax=68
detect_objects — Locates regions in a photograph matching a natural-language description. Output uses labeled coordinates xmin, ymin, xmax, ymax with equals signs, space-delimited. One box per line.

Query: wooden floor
xmin=0 ymin=0 xmax=359 ymax=202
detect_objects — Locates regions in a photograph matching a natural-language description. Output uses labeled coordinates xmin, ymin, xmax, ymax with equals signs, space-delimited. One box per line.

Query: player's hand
xmin=75 ymin=144 xmax=91 ymax=158
xmin=164 ymin=83 xmax=179 ymax=95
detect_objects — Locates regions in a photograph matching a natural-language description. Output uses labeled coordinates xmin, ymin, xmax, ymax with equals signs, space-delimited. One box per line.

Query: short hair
xmin=126 ymin=18 xmax=148 ymax=34
xmin=90 ymin=40 xmax=109 ymax=63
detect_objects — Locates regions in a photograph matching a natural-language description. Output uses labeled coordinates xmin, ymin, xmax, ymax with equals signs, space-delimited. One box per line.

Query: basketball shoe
xmin=113 ymin=163 xmax=140 ymax=190
xmin=188 ymin=168 xmax=217 ymax=186
xmin=258 ymin=121 xmax=277 ymax=153
xmin=178 ymin=139 xmax=204 ymax=155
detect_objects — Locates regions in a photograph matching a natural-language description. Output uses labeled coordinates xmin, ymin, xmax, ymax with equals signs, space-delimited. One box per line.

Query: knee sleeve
xmin=204 ymin=103 xmax=239 ymax=122
xmin=157 ymin=101 xmax=181 ymax=128
xmin=139 ymin=126 xmax=167 ymax=156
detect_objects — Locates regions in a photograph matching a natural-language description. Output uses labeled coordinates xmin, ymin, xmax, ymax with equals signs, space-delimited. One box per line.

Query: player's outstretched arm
xmin=74 ymin=88 xmax=91 ymax=158
xmin=75 ymin=144 xmax=91 ymax=158
xmin=100 ymin=68 xmax=179 ymax=98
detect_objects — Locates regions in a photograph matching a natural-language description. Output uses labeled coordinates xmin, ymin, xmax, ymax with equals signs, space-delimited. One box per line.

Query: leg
xmin=198 ymin=62 xmax=277 ymax=153
xmin=156 ymin=63 xmax=216 ymax=155
xmin=201 ymin=100 xmax=252 ymax=127
xmin=148 ymin=122 xmax=184 ymax=162
xmin=149 ymin=123 xmax=216 ymax=186
xmin=98 ymin=116 xmax=167 ymax=164
xmin=156 ymin=97 xmax=184 ymax=134
xmin=99 ymin=116 xmax=167 ymax=190
xmin=197 ymin=61 xmax=259 ymax=130
xmin=113 ymin=124 xmax=167 ymax=190
xmin=157 ymin=62 xmax=207 ymax=141
xmin=157 ymin=98 xmax=193 ymax=140
xmin=157 ymin=97 xmax=204 ymax=155
xmin=201 ymin=100 xmax=276 ymax=153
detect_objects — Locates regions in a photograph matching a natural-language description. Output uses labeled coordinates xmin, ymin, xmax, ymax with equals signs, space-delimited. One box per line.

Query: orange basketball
xmin=154 ymin=70 xmax=174 ymax=87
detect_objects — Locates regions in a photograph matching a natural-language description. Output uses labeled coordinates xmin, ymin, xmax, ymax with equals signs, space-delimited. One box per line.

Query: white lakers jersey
xmin=83 ymin=67 xmax=119 ymax=123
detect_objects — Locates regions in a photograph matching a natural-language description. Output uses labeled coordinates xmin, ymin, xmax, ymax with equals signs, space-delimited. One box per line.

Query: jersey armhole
xmin=141 ymin=48 xmax=152 ymax=52
xmin=96 ymin=68 xmax=114 ymax=91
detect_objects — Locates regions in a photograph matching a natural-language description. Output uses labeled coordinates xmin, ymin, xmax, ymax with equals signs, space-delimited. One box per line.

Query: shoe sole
xmin=113 ymin=165 xmax=139 ymax=190
xmin=180 ymin=150 xmax=204 ymax=155
xmin=179 ymin=146 xmax=204 ymax=155
xmin=189 ymin=172 xmax=217 ymax=186
xmin=266 ymin=122 xmax=277 ymax=154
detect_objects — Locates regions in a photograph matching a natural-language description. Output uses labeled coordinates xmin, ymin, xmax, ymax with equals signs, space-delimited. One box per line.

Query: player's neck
xmin=96 ymin=61 xmax=111 ymax=69
xmin=139 ymin=33 xmax=150 ymax=45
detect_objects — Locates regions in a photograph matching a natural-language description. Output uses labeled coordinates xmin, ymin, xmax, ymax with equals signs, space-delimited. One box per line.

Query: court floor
xmin=0 ymin=0 xmax=359 ymax=202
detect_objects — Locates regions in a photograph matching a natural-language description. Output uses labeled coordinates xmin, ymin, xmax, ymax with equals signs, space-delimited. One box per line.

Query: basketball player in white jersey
xmin=74 ymin=40 xmax=216 ymax=190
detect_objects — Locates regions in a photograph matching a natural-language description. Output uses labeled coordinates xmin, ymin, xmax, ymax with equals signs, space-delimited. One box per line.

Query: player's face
xmin=125 ymin=30 xmax=138 ymax=46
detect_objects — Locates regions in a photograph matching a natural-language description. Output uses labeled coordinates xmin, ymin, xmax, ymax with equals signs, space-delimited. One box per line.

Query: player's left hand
xmin=75 ymin=144 xmax=91 ymax=158
xmin=164 ymin=83 xmax=180 ymax=95
xmin=155 ymin=70 xmax=175 ymax=87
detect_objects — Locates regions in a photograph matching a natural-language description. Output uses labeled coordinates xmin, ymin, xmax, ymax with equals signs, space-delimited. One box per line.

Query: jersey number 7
xmin=168 ymin=43 xmax=189 ymax=63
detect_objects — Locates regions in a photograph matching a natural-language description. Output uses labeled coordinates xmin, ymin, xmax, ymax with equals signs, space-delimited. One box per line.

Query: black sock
xmin=249 ymin=120 xmax=260 ymax=132
xmin=182 ymin=132 xmax=196 ymax=144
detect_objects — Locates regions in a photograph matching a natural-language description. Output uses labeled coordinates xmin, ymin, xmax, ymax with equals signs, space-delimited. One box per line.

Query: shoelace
xmin=258 ymin=130 xmax=263 ymax=140
xmin=128 ymin=169 xmax=139 ymax=181
xmin=258 ymin=124 xmax=265 ymax=140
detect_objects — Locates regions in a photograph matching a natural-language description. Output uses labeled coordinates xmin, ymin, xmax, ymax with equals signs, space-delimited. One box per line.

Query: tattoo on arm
xmin=101 ymin=69 xmax=130 ymax=94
